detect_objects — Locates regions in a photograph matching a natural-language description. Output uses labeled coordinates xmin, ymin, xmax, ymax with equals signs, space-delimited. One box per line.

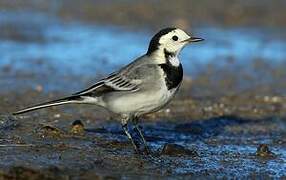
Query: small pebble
xmin=54 ymin=114 xmax=61 ymax=118
xmin=160 ymin=143 xmax=198 ymax=157
xmin=256 ymin=144 xmax=275 ymax=158
xmin=38 ymin=125 xmax=63 ymax=138
xmin=70 ymin=120 xmax=85 ymax=135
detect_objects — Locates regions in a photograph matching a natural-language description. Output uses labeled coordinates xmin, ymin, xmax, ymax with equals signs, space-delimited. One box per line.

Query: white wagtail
xmin=13 ymin=27 xmax=203 ymax=153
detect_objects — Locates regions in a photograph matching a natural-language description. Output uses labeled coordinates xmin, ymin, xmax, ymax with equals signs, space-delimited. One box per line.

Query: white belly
xmin=105 ymin=86 xmax=178 ymax=116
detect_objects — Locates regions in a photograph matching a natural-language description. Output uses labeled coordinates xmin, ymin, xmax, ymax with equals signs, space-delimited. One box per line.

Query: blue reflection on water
xmin=0 ymin=12 xmax=286 ymax=76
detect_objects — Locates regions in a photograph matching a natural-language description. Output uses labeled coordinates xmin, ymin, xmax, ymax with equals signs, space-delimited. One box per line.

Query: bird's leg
xmin=122 ymin=124 xmax=139 ymax=153
xmin=133 ymin=117 xmax=151 ymax=154
xmin=121 ymin=117 xmax=139 ymax=153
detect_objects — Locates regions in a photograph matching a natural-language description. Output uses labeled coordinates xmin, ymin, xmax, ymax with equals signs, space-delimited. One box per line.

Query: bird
xmin=13 ymin=27 xmax=204 ymax=153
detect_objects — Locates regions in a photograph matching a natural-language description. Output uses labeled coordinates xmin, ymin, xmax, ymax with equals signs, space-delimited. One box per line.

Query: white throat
xmin=150 ymin=47 xmax=181 ymax=67
xmin=168 ymin=56 xmax=180 ymax=67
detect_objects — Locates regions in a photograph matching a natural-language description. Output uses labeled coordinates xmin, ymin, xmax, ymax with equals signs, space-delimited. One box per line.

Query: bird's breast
xmin=158 ymin=62 xmax=183 ymax=90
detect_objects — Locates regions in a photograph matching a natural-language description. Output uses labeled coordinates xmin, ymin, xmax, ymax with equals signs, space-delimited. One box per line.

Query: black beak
xmin=183 ymin=37 xmax=204 ymax=43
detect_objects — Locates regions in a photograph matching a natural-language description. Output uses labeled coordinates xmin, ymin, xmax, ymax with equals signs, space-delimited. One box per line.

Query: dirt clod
xmin=256 ymin=144 xmax=276 ymax=158
xmin=70 ymin=120 xmax=85 ymax=135
xmin=38 ymin=125 xmax=65 ymax=138
xmin=160 ymin=143 xmax=198 ymax=157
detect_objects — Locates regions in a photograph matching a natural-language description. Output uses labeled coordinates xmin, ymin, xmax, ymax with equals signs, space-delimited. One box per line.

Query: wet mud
xmin=1 ymin=73 xmax=286 ymax=179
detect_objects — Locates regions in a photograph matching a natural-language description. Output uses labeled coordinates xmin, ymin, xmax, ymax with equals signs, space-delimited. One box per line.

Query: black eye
xmin=172 ymin=35 xmax=178 ymax=41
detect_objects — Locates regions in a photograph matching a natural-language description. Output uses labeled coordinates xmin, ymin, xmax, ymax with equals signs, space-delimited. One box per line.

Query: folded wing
xmin=74 ymin=72 xmax=139 ymax=97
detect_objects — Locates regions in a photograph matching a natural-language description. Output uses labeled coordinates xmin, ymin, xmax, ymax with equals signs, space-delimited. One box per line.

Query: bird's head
xmin=147 ymin=27 xmax=203 ymax=57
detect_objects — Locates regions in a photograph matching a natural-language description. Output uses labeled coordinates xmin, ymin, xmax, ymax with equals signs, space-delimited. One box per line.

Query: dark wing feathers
xmin=73 ymin=81 xmax=104 ymax=95
xmin=74 ymin=72 xmax=139 ymax=96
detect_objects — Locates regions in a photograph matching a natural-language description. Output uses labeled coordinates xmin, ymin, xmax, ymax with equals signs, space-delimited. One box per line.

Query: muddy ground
xmin=0 ymin=63 xmax=286 ymax=179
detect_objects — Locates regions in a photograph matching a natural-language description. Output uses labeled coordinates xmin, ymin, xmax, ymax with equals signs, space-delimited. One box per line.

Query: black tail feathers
xmin=13 ymin=95 xmax=83 ymax=115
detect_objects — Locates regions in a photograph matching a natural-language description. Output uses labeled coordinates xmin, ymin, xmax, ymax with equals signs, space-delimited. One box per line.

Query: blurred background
xmin=0 ymin=0 xmax=286 ymax=98
xmin=1 ymin=1 xmax=286 ymax=178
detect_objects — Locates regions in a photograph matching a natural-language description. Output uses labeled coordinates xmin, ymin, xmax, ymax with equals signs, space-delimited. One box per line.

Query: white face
xmin=158 ymin=29 xmax=191 ymax=54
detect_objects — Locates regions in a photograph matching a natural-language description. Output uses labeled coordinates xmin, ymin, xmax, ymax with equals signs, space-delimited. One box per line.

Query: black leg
xmin=122 ymin=123 xmax=139 ymax=153
xmin=133 ymin=117 xmax=150 ymax=154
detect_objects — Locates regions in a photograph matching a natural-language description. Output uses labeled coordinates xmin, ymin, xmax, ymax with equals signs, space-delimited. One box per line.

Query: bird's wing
xmin=74 ymin=72 xmax=140 ymax=96
xmin=74 ymin=55 xmax=159 ymax=97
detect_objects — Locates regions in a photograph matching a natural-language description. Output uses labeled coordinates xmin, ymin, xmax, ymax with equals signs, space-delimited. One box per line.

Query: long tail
xmin=13 ymin=95 xmax=84 ymax=115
